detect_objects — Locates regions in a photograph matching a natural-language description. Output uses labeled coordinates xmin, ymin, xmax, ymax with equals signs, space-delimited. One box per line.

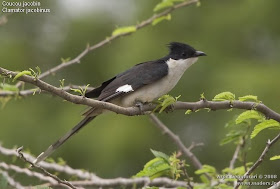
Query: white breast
xmin=119 ymin=57 xmax=198 ymax=107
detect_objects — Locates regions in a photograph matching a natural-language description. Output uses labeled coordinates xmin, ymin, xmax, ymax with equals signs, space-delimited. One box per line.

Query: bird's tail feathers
xmin=33 ymin=116 xmax=96 ymax=165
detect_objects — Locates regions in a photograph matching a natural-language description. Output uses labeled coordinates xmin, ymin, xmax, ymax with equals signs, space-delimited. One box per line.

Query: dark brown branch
xmin=234 ymin=132 xmax=280 ymax=189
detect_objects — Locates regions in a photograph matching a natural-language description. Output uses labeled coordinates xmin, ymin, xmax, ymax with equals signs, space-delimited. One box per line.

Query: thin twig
xmin=234 ymin=132 xmax=280 ymax=189
xmin=16 ymin=146 xmax=78 ymax=189
xmin=148 ymin=113 xmax=204 ymax=170
xmin=188 ymin=142 xmax=204 ymax=151
xmin=229 ymin=144 xmax=241 ymax=169
xmin=229 ymin=139 xmax=244 ymax=169
xmin=268 ymin=181 xmax=280 ymax=189
xmin=0 ymin=144 xmax=99 ymax=180
xmin=0 ymin=85 xmax=94 ymax=97
xmin=0 ymin=162 xmax=58 ymax=184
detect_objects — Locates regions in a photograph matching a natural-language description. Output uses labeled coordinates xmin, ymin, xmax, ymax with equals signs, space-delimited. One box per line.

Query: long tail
xmin=33 ymin=116 xmax=96 ymax=164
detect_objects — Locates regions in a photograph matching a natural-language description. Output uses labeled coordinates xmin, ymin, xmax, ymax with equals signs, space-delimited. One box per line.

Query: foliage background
xmin=1 ymin=0 xmax=279 ymax=184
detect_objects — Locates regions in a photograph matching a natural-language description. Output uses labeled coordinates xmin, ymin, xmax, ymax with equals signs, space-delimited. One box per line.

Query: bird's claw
xmin=135 ymin=101 xmax=145 ymax=115
xmin=165 ymin=104 xmax=175 ymax=113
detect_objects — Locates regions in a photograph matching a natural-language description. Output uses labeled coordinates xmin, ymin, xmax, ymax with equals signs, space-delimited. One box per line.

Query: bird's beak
xmin=194 ymin=51 xmax=206 ymax=57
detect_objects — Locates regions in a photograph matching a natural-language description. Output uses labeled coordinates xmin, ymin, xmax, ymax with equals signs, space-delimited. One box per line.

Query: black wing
xmin=97 ymin=59 xmax=168 ymax=101
xmin=85 ymin=77 xmax=116 ymax=98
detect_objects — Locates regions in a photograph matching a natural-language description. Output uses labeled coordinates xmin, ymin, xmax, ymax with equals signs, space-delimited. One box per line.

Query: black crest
xmin=168 ymin=42 xmax=197 ymax=60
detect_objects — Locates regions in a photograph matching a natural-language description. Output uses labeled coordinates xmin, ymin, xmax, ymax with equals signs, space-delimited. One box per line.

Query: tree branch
xmin=268 ymin=181 xmax=280 ymax=189
xmin=16 ymin=147 xmax=78 ymax=189
xmin=1 ymin=66 xmax=280 ymax=123
xmin=229 ymin=144 xmax=241 ymax=169
xmin=0 ymin=144 xmax=99 ymax=181
xmin=149 ymin=113 xmax=203 ymax=170
xmin=0 ymin=85 xmax=94 ymax=97
xmin=46 ymin=177 xmax=189 ymax=188
xmin=0 ymin=162 xmax=58 ymax=185
xmin=0 ymin=144 xmax=190 ymax=188
xmin=234 ymin=132 xmax=280 ymax=189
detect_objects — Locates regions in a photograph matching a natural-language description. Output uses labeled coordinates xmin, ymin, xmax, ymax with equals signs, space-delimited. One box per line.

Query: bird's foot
xmin=165 ymin=104 xmax=175 ymax=113
xmin=135 ymin=101 xmax=145 ymax=115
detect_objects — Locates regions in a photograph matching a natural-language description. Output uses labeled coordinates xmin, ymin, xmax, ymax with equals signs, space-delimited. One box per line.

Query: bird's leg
xmin=135 ymin=101 xmax=145 ymax=115
xmin=165 ymin=104 xmax=175 ymax=113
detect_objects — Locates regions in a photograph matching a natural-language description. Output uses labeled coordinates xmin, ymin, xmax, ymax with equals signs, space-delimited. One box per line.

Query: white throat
xmin=166 ymin=57 xmax=198 ymax=74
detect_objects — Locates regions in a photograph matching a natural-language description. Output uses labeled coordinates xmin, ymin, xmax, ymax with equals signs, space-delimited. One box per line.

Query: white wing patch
xmin=116 ymin=84 xmax=134 ymax=93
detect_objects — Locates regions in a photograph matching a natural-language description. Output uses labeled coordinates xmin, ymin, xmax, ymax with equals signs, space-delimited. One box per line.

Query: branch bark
xmin=234 ymin=132 xmax=280 ymax=189
xmin=0 ymin=144 xmax=99 ymax=181
xmin=1 ymin=66 xmax=280 ymax=188
xmin=149 ymin=113 xmax=203 ymax=170
xmin=1 ymin=66 xmax=280 ymax=123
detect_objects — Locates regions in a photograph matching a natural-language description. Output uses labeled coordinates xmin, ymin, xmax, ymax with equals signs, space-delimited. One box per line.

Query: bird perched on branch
xmin=34 ymin=42 xmax=206 ymax=164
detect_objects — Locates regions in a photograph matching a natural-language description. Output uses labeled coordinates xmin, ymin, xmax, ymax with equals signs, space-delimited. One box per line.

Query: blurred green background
xmin=1 ymin=0 xmax=280 ymax=185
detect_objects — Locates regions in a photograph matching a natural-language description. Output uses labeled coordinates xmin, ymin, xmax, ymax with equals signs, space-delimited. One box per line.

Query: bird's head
xmin=168 ymin=42 xmax=206 ymax=60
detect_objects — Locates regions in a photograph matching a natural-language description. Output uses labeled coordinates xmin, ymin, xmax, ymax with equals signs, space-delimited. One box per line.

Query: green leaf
xmin=134 ymin=157 xmax=171 ymax=179
xmin=238 ymin=95 xmax=259 ymax=102
xmin=70 ymin=88 xmax=83 ymax=95
xmin=195 ymin=164 xmax=216 ymax=175
xmin=213 ymin=92 xmax=235 ymax=101
xmin=0 ymin=83 xmax=19 ymax=92
xmin=57 ymin=157 xmax=67 ymax=165
xmin=150 ymin=149 xmax=169 ymax=162
xmin=270 ymin=155 xmax=280 ymax=161
xmin=185 ymin=109 xmax=192 ymax=114
xmin=29 ymin=66 xmax=41 ymax=79
xmin=220 ymin=131 xmax=243 ymax=145
xmin=251 ymin=119 xmax=280 ymax=139
xmin=200 ymin=92 xmax=206 ymax=100
xmin=223 ymin=163 xmax=253 ymax=176
xmin=152 ymin=14 xmax=171 ymax=25
xmin=61 ymin=57 xmax=71 ymax=63
xmin=112 ymin=26 xmax=137 ymax=36
xmin=13 ymin=70 xmax=32 ymax=82
xmin=153 ymin=94 xmax=179 ymax=113
xmin=59 ymin=79 xmax=65 ymax=88
xmin=199 ymin=175 xmax=210 ymax=185
xmin=235 ymin=110 xmax=264 ymax=124
xmin=153 ymin=0 xmax=174 ymax=12
xmin=153 ymin=0 xmax=184 ymax=12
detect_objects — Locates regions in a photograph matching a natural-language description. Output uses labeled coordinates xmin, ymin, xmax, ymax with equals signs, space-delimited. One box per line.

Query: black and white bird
xmin=34 ymin=42 xmax=206 ymax=164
